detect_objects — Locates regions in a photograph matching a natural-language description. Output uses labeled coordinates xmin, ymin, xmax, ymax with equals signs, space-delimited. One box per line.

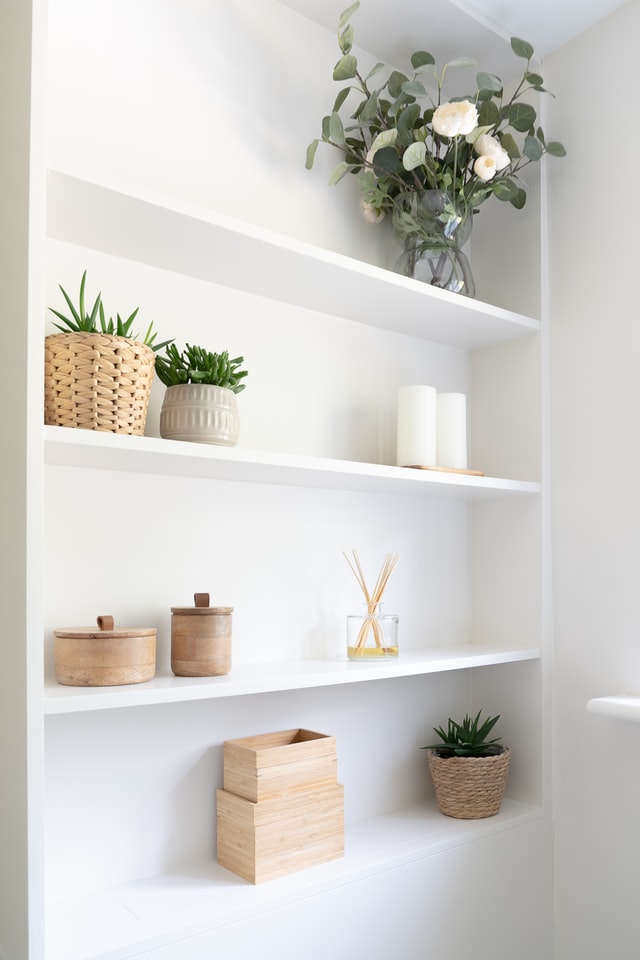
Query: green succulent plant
xmin=155 ymin=342 xmax=248 ymax=393
xmin=48 ymin=270 xmax=173 ymax=352
xmin=422 ymin=710 xmax=503 ymax=758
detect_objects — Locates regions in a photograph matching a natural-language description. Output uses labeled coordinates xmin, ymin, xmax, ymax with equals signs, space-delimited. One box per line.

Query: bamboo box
xmin=216 ymin=783 xmax=345 ymax=883
xmin=223 ymin=729 xmax=338 ymax=802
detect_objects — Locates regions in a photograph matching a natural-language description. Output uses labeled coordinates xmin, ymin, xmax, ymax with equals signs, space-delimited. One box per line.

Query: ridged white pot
xmin=160 ymin=384 xmax=240 ymax=446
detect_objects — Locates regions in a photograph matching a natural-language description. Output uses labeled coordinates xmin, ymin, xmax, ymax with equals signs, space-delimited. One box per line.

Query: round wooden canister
xmin=54 ymin=615 xmax=156 ymax=686
xmin=171 ymin=593 xmax=233 ymax=677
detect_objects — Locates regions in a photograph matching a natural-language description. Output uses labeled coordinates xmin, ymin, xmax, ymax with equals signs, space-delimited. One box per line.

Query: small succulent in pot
xmin=422 ymin=710 xmax=510 ymax=819
xmin=422 ymin=709 xmax=503 ymax=757
xmin=156 ymin=343 xmax=249 ymax=446
xmin=155 ymin=342 xmax=248 ymax=392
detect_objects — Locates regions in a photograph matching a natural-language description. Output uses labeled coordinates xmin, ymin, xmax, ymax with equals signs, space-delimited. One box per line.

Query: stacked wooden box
xmin=216 ymin=728 xmax=344 ymax=883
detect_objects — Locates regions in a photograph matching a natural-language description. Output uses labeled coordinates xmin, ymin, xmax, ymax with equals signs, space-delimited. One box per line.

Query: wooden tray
xmin=402 ymin=464 xmax=485 ymax=476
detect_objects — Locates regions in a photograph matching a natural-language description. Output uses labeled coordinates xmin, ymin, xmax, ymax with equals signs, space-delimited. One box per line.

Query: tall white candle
xmin=436 ymin=392 xmax=467 ymax=469
xmin=396 ymin=385 xmax=437 ymax=467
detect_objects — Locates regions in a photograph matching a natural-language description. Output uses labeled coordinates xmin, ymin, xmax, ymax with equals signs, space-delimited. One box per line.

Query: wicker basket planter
xmin=426 ymin=747 xmax=511 ymax=819
xmin=44 ymin=332 xmax=155 ymax=435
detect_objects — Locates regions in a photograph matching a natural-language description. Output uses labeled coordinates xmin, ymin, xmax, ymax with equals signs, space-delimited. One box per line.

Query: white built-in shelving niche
xmin=40 ymin=166 xmax=544 ymax=960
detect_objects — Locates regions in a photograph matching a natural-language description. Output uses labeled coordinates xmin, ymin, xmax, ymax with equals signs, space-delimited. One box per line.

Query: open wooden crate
xmin=222 ymin=728 xmax=338 ymax=802
xmin=217 ymin=728 xmax=344 ymax=883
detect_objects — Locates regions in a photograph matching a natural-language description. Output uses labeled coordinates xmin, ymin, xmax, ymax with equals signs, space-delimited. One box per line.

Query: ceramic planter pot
xmin=159 ymin=383 xmax=240 ymax=445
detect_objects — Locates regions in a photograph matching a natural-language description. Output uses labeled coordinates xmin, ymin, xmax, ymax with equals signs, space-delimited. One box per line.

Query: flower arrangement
xmin=305 ymin=1 xmax=565 ymax=226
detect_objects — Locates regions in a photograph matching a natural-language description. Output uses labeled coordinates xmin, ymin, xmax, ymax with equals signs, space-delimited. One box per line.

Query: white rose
xmin=474 ymin=133 xmax=510 ymax=171
xmin=474 ymin=155 xmax=497 ymax=181
xmin=432 ymin=100 xmax=478 ymax=138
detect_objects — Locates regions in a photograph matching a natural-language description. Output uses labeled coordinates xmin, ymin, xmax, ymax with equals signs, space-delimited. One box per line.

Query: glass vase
xmin=392 ymin=190 xmax=475 ymax=297
xmin=347 ymin=603 xmax=399 ymax=660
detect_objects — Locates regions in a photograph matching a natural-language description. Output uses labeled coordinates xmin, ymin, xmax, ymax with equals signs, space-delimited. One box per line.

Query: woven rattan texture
xmin=44 ymin=333 xmax=155 ymax=435
xmin=427 ymin=747 xmax=511 ymax=819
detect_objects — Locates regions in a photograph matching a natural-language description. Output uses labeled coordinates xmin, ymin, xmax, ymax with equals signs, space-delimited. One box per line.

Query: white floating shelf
xmin=46 ymin=798 xmax=542 ymax=960
xmin=47 ymin=169 xmax=539 ymax=351
xmin=44 ymin=645 xmax=540 ymax=715
xmin=587 ymin=696 xmax=640 ymax=722
xmin=44 ymin=426 xmax=540 ymax=500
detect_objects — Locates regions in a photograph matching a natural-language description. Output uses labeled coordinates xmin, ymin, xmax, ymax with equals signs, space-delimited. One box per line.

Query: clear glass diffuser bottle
xmin=347 ymin=602 xmax=399 ymax=660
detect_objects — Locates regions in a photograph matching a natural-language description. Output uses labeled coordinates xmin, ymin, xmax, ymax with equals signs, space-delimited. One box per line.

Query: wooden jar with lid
xmin=54 ymin=615 xmax=156 ymax=686
xmin=171 ymin=592 xmax=233 ymax=677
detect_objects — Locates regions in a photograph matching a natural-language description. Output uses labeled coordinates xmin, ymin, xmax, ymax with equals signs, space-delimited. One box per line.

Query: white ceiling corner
xmin=280 ymin=0 xmax=628 ymax=65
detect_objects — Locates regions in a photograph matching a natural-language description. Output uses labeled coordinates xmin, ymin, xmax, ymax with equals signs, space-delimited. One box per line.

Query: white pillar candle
xmin=436 ymin=392 xmax=467 ymax=469
xmin=396 ymin=385 xmax=437 ymax=467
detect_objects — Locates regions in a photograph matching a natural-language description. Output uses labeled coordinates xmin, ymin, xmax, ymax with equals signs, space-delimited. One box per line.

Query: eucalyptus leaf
xmin=333 ymin=54 xmax=357 ymax=81
xmin=369 ymin=128 xmax=398 ymax=154
xmin=339 ymin=24 xmax=354 ymax=54
xmin=476 ymin=71 xmax=503 ymax=94
xmin=402 ymin=141 xmax=426 ymax=171
xmin=477 ymin=99 xmax=500 ymax=127
xmin=338 ymin=0 xmax=359 ymax=30
xmin=329 ymin=111 xmax=346 ymax=144
xmin=508 ymin=101 xmax=537 ymax=132
xmin=328 ymin=160 xmax=351 ymax=184
xmin=305 ymin=139 xmax=319 ymax=170
xmin=444 ymin=56 xmax=477 ymax=70
xmin=333 ymin=87 xmax=350 ymax=113
xmin=372 ymin=145 xmax=402 ymax=178
xmin=511 ymin=36 xmax=534 ymax=60
xmin=365 ymin=62 xmax=385 ymax=81
xmin=500 ymin=132 xmax=520 ymax=159
xmin=401 ymin=80 xmax=428 ymax=98
xmin=522 ymin=134 xmax=543 ymax=161
xmin=546 ymin=140 xmax=567 ymax=157
xmin=410 ymin=50 xmax=435 ymax=69
xmin=396 ymin=103 xmax=421 ymax=144
xmin=359 ymin=91 xmax=379 ymax=121
xmin=492 ymin=178 xmax=519 ymax=200
xmin=387 ymin=70 xmax=408 ymax=98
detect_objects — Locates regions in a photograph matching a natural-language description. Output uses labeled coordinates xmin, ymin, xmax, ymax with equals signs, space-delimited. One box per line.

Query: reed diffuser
xmin=344 ymin=550 xmax=400 ymax=659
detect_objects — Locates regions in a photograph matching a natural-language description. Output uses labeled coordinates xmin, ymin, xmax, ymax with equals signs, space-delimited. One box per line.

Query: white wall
xmin=546 ymin=2 xmax=640 ymax=956
xmin=46 ymin=0 xmax=395 ymax=267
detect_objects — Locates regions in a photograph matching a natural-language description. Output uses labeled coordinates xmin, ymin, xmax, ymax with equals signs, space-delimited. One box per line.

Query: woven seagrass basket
xmin=44 ymin=332 xmax=155 ymax=435
xmin=427 ymin=747 xmax=511 ymax=819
